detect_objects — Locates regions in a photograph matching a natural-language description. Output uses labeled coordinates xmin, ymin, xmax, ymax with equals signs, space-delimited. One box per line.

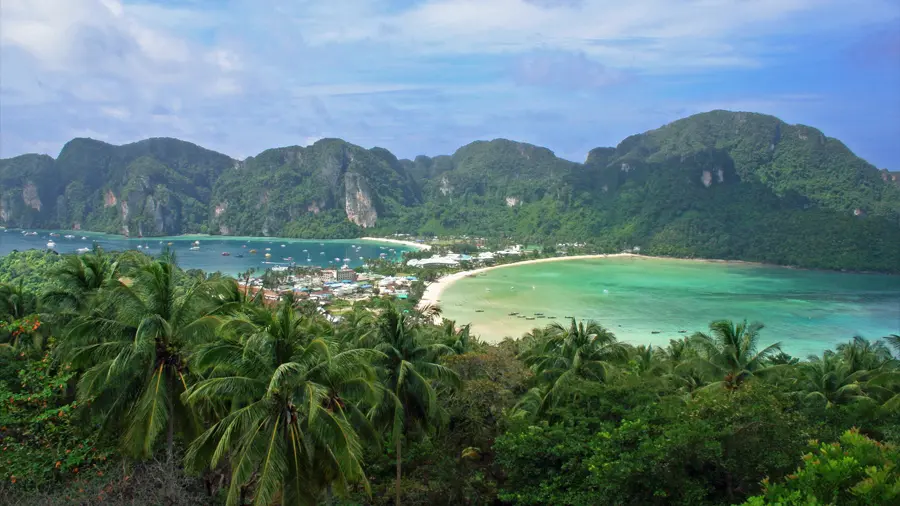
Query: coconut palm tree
xmin=184 ymin=298 xmax=381 ymax=505
xmin=42 ymin=245 xmax=119 ymax=315
xmin=837 ymin=336 xmax=893 ymax=372
xmin=690 ymin=319 xmax=782 ymax=391
xmin=365 ymin=305 xmax=459 ymax=506
xmin=0 ymin=280 xmax=39 ymax=320
xmin=520 ymin=319 xmax=627 ymax=408
xmin=797 ymin=352 xmax=872 ymax=407
xmin=59 ymin=252 xmax=230 ymax=466
xmin=886 ymin=334 xmax=900 ymax=357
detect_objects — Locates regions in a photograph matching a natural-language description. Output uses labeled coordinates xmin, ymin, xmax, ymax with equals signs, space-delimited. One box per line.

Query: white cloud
xmin=100 ymin=106 xmax=131 ymax=119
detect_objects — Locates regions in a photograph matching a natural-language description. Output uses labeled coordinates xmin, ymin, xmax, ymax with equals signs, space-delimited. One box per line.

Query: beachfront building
xmin=407 ymin=255 xmax=460 ymax=268
xmin=336 ymin=267 xmax=358 ymax=281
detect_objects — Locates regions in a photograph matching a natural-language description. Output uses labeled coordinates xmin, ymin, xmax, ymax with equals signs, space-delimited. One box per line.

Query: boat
xmin=334 ymin=257 xmax=341 ymax=262
xmin=47 ymin=240 xmax=56 ymax=248
xmin=283 ymin=257 xmax=293 ymax=261
xmin=302 ymin=249 xmax=307 ymax=252
xmin=81 ymin=237 xmax=87 ymax=240
xmin=24 ymin=231 xmax=37 ymax=236
xmin=319 ymin=243 xmax=324 ymax=246
xmin=281 ymin=244 xmax=286 ymax=248
xmin=50 ymin=232 xmax=60 ymax=237
xmin=64 ymin=234 xmax=75 ymax=239
xmin=242 ymin=245 xmax=247 ymax=248
xmin=342 ymin=258 xmax=350 ymax=262
xmin=319 ymin=252 xmax=324 ymax=255
xmin=189 ymin=246 xmax=200 ymax=251
xmin=235 ymin=254 xmax=244 ymax=258
xmin=249 ymin=249 xmax=257 ymax=254
xmin=76 ymin=247 xmax=90 ymax=254
xmin=265 ymin=247 xmax=271 ymax=251
xmin=221 ymin=252 xmax=230 ymax=256
xmin=167 ymin=242 xmax=173 ymax=246
xmin=651 ymin=331 xmax=661 ymax=334
xmin=359 ymin=256 xmax=363 ymax=260
xmin=475 ymin=309 xmax=484 ymax=313
xmin=136 ymin=245 xmax=143 ymax=249
xmin=508 ymin=312 xmax=519 ymax=316
xmin=265 ymin=253 xmax=272 ymax=258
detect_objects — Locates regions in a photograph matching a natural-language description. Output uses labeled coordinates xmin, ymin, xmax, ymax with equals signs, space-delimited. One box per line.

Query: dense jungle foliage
xmin=1 ymin=249 xmax=898 ymax=505
xmin=2 ymin=110 xmax=899 ymax=272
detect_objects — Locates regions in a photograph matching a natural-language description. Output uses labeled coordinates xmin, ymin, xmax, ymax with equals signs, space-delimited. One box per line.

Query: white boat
xmin=64 ymin=234 xmax=75 ymax=239
xmin=193 ymin=240 xmax=200 ymax=246
xmin=342 ymin=258 xmax=350 ymax=262
xmin=319 ymin=252 xmax=324 ymax=255
xmin=81 ymin=236 xmax=87 ymax=240
xmin=136 ymin=245 xmax=143 ymax=249
xmin=190 ymin=246 xmax=200 ymax=251
xmin=334 ymin=257 xmax=341 ymax=262
xmin=281 ymin=244 xmax=286 ymax=248
xmin=76 ymin=247 xmax=90 ymax=254
xmin=265 ymin=247 xmax=271 ymax=251
xmin=24 ymin=231 xmax=38 ymax=236
xmin=47 ymin=240 xmax=56 ymax=248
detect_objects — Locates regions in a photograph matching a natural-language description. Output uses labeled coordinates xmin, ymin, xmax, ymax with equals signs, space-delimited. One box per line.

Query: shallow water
xmin=439 ymin=257 xmax=900 ymax=356
xmin=0 ymin=229 xmax=410 ymax=276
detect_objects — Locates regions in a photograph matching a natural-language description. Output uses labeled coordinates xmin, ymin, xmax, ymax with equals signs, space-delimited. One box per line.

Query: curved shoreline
xmin=359 ymin=237 xmax=431 ymax=251
xmin=416 ymin=253 xmax=785 ymax=315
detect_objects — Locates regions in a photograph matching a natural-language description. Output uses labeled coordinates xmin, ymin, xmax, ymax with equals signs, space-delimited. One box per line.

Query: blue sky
xmin=1 ymin=0 xmax=899 ymax=168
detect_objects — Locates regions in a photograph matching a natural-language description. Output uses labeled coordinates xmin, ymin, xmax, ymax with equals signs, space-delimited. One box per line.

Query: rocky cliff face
xmin=344 ymin=172 xmax=377 ymax=227
xmin=1 ymin=111 xmax=897 ymax=255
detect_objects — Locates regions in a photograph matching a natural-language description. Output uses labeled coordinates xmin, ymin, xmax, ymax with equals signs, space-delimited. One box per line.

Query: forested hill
xmin=2 ymin=110 xmax=899 ymax=272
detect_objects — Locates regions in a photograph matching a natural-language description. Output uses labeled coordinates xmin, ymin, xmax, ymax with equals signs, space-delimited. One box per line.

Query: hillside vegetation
xmin=2 ymin=111 xmax=898 ymax=272
xmin=1 ymin=250 xmax=899 ymax=505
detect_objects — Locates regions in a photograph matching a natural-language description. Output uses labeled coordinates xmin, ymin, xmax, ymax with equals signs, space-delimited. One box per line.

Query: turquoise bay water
xmin=0 ymin=229 xmax=411 ymax=276
xmin=439 ymin=257 xmax=900 ymax=356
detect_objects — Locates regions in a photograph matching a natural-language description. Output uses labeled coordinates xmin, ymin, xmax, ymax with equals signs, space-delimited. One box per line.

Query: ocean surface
xmin=439 ymin=257 xmax=900 ymax=356
xmin=0 ymin=229 xmax=411 ymax=276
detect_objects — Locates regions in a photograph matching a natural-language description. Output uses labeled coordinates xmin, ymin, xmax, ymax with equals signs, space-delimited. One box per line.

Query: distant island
xmin=2 ymin=110 xmax=899 ymax=273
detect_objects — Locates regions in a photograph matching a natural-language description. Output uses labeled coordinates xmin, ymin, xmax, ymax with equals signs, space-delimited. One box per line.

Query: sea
xmin=439 ymin=256 xmax=900 ymax=356
xmin=0 ymin=229 xmax=411 ymax=276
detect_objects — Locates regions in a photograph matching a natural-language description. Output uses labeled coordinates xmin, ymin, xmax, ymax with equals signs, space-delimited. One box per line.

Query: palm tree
xmin=797 ymin=352 xmax=871 ymax=407
xmin=59 ymin=252 xmax=230 ymax=467
xmin=0 ymin=280 xmax=39 ymax=320
xmin=184 ymin=298 xmax=380 ymax=505
xmin=366 ymin=305 xmax=459 ymax=506
xmin=628 ymin=344 xmax=667 ymax=377
xmin=837 ymin=336 xmax=893 ymax=372
xmin=886 ymin=334 xmax=900 ymax=357
xmin=520 ymin=319 xmax=627 ymax=408
xmin=433 ymin=319 xmax=473 ymax=355
xmin=42 ymin=245 xmax=119 ymax=313
xmin=689 ymin=319 xmax=782 ymax=391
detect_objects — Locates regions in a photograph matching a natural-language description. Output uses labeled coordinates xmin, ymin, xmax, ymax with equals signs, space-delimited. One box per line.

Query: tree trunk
xmin=166 ymin=368 xmax=175 ymax=469
xmin=395 ymin=435 xmax=402 ymax=506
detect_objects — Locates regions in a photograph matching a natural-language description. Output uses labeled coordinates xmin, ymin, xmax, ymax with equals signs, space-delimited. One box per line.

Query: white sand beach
xmin=359 ymin=236 xmax=432 ymax=251
xmin=417 ymin=253 xmax=639 ymax=314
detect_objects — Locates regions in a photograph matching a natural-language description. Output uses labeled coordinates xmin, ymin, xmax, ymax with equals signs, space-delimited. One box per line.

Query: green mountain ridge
xmin=2 ymin=110 xmax=899 ymax=272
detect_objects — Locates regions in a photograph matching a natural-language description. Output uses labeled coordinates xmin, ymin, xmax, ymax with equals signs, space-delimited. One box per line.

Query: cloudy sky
xmin=1 ymin=0 xmax=899 ymax=168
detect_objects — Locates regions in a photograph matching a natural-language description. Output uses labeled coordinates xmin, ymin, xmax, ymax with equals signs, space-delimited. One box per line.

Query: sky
xmin=1 ymin=0 xmax=899 ymax=168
